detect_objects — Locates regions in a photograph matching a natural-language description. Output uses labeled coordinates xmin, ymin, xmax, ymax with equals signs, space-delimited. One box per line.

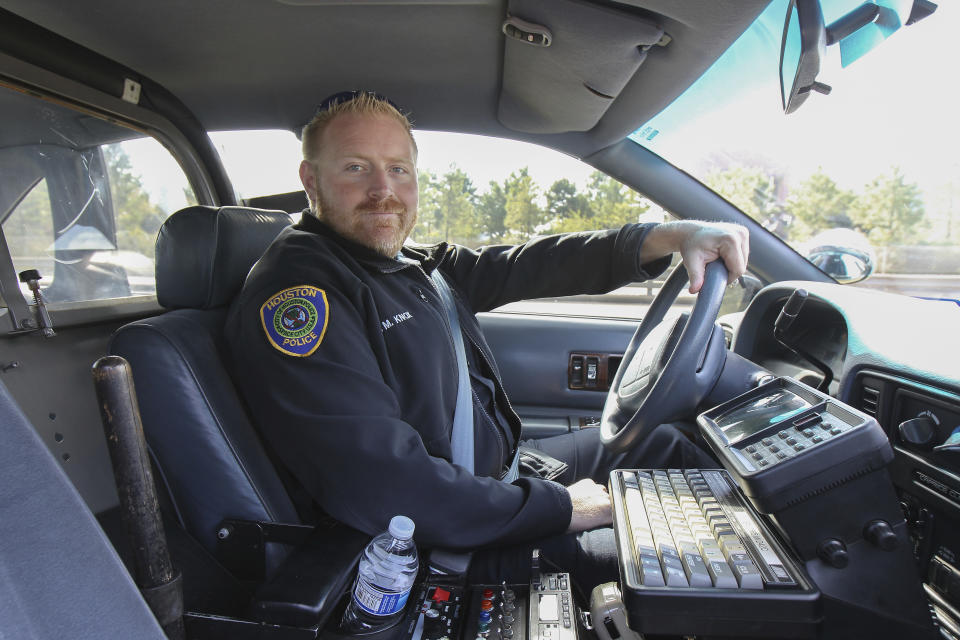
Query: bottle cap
xmin=389 ymin=515 xmax=415 ymax=540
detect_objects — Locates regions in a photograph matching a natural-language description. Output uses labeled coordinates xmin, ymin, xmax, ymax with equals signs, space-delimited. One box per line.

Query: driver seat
xmin=109 ymin=205 xmax=301 ymax=576
xmin=110 ymin=205 xmax=371 ymax=628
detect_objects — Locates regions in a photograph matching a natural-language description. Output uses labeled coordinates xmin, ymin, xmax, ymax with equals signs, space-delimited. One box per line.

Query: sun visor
xmin=498 ymin=0 xmax=664 ymax=134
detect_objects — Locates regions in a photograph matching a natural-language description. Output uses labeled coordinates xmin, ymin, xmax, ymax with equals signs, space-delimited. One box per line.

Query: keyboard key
xmin=662 ymin=555 xmax=688 ymax=587
xmin=640 ymin=555 xmax=665 ymax=587
xmin=708 ymin=560 xmax=738 ymax=588
xmin=732 ymin=558 xmax=764 ymax=589
xmin=682 ymin=552 xmax=712 ymax=587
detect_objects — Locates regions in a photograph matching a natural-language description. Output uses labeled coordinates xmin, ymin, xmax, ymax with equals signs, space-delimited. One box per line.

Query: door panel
xmin=478 ymin=311 xmax=637 ymax=438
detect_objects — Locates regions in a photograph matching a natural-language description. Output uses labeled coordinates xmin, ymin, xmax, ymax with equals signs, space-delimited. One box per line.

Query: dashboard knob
xmin=817 ymin=538 xmax=849 ymax=568
xmin=863 ymin=519 xmax=899 ymax=551
xmin=898 ymin=416 xmax=937 ymax=448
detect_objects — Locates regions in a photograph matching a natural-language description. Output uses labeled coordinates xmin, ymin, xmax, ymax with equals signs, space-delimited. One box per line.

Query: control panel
xmin=401 ymin=556 xmax=578 ymax=640
xmin=857 ymin=371 xmax=960 ymax=637
xmin=529 ymin=572 xmax=577 ymax=640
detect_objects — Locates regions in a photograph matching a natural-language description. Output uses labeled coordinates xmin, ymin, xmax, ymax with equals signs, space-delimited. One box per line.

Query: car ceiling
xmin=0 ymin=0 xmax=769 ymax=160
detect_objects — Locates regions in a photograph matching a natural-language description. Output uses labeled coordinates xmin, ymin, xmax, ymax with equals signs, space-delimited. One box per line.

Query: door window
xmin=0 ymin=85 xmax=196 ymax=305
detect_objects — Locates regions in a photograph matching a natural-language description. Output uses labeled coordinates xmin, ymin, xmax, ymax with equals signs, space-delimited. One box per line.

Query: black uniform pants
xmin=468 ymin=423 xmax=716 ymax=596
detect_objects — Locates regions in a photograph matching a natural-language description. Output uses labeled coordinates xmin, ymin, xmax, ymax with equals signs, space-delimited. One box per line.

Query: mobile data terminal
xmin=602 ymin=377 xmax=938 ymax=640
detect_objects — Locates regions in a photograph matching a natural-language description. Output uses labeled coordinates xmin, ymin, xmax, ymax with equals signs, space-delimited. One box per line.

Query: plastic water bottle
xmin=341 ymin=515 xmax=419 ymax=634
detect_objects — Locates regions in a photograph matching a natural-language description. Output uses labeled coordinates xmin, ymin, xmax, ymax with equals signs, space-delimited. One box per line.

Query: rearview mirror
xmin=779 ymin=0 xmax=828 ymax=114
xmin=780 ymin=0 xmax=936 ymax=114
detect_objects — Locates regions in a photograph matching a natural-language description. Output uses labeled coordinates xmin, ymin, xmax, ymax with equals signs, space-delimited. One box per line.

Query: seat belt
xmin=430 ymin=270 xmax=519 ymax=483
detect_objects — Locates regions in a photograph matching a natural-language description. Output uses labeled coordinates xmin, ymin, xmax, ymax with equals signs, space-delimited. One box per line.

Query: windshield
xmin=630 ymin=0 xmax=959 ymax=300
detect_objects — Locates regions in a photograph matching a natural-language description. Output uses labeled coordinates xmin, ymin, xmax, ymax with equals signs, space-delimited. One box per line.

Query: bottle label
xmin=352 ymin=575 xmax=410 ymax=616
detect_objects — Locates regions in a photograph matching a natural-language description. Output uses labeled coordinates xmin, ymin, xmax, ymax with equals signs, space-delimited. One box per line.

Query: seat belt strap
xmin=430 ymin=271 xmax=519 ymax=482
xmin=430 ymin=270 xmax=475 ymax=474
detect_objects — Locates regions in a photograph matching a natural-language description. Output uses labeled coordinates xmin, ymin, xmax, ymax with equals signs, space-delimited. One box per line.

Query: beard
xmin=316 ymin=192 xmax=417 ymax=258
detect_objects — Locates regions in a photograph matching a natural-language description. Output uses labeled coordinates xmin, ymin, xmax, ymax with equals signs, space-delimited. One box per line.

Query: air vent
xmin=861 ymin=384 xmax=881 ymax=417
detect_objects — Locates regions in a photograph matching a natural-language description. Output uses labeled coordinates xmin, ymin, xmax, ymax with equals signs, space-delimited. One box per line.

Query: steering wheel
xmin=600 ymin=260 xmax=729 ymax=453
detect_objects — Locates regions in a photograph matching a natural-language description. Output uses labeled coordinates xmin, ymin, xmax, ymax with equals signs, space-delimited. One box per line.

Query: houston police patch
xmin=260 ymin=285 xmax=329 ymax=357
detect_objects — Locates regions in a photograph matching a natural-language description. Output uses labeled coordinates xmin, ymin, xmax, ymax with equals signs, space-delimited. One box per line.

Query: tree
xmin=785 ymin=169 xmax=856 ymax=239
xmin=546 ymin=178 xmax=592 ymax=223
xmin=104 ymin=144 xmax=167 ymax=256
xmin=504 ymin=168 xmax=546 ymax=241
xmin=545 ymin=171 xmax=649 ymax=234
xmin=850 ymin=167 xmax=927 ymax=247
xmin=704 ymin=166 xmax=780 ymax=223
xmin=415 ymin=169 xmax=443 ymax=243
xmin=585 ymin=171 xmax=648 ymax=229
xmin=477 ymin=181 xmax=508 ymax=244
xmin=435 ymin=167 xmax=478 ymax=245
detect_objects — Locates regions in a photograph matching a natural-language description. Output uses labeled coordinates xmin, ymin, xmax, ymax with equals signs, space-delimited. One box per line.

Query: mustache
xmin=356 ymin=197 xmax=407 ymax=214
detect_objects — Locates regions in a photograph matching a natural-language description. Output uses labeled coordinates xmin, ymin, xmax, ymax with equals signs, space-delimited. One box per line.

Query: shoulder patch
xmin=259 ymin=285 xmax=329 ymax=357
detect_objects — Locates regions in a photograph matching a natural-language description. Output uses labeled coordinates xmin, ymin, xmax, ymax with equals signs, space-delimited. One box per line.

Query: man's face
xmin=299 ymin=112 xmax=418 ymax=257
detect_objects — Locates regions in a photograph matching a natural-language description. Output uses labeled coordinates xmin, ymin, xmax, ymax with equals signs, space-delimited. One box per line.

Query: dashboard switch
xmin=586 ymin=358 xmax=599 ymax=386
xmin=863 ymin=520 xmax=899 ymax=551
xmin=570 ymin=356 xmax=584 ymax=386
xmin=817 ymin=538 xmax=849 ymax=568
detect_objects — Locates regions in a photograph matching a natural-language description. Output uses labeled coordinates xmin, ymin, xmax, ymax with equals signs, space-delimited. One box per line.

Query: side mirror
xmin=806 ymin=246 xmax=875 ymax=284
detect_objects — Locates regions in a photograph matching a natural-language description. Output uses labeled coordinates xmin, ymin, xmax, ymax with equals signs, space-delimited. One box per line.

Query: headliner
xmin=0 ymin=0 xmax=769 ymax=159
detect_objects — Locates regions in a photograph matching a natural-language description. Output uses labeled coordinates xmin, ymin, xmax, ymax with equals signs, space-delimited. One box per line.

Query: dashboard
xmin=730 ymin=280 xmax=960 ymax=637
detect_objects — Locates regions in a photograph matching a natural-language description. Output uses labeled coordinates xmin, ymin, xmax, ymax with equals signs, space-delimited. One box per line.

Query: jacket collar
xmin=294 ymin=210 xmax=448 ymax=273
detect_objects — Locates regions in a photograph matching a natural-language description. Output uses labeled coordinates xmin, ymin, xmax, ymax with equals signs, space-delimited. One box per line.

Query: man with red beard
xmin=226 ymin=91 xmax=749 ymax=589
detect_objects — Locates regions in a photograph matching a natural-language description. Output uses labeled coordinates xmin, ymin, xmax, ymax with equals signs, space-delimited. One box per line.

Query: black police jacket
xmin=225 ymin=212 xmax=670 ymax=549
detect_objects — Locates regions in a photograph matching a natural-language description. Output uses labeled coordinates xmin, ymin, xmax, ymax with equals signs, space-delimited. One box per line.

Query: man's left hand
xmin=639 ymin=221 xmax=749 ymax=293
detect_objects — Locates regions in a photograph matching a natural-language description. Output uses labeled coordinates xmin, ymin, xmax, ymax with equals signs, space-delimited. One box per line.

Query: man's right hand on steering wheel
xmin=639 ymin=220 xmax=750 ymax=292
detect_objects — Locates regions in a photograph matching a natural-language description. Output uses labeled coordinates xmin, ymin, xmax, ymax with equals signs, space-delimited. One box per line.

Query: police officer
xmin=225 ymin=91 xmax=749 ymax=589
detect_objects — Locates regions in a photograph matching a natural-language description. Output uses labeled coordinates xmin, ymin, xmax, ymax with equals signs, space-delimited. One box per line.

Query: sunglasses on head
xmin=315 ymin=90 xmax=403 ymax=114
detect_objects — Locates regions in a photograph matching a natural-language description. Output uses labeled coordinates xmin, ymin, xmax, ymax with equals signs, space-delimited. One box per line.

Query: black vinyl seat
xmin=110 ymin=205 xmax=298 ymax=577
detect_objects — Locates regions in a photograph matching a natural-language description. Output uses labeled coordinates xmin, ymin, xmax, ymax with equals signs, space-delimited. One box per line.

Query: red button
xmin=432 ymin=587 xmax=451 ymax=602
xmin=482 ymin=589 xmax=494 ymax=599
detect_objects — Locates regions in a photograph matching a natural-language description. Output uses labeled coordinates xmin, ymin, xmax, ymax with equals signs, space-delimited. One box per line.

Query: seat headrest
xmin=156 ymin=206 xmax=293 ymax=309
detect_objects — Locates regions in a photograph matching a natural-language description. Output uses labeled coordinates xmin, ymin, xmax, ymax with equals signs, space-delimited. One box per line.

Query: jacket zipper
xmin=471 ymin=387 xmax=507 ymax=476
xmin=462 ymin=321 xmax=522 ymax=451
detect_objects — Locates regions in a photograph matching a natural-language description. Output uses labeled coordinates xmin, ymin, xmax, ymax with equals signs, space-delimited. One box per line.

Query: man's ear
xmin=299 ymin=160 xmax=318 ymax=209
